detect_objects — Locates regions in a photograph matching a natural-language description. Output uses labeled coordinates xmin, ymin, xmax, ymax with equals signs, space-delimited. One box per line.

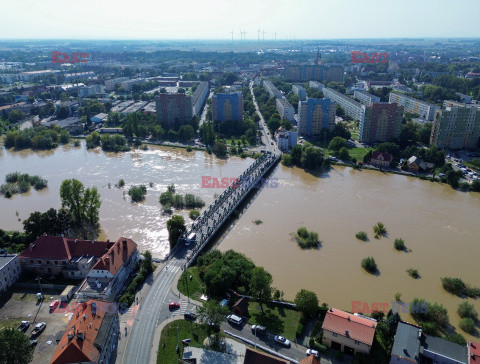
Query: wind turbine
xmin=262 ymin=29 xmax=266 ymax=42
xmin=242 ymin=29 xmax=247 ymax=41
xmin=239 ymin=30 xmax=243 ymax=41
xmin=273 ymin=30 xmax=278 ymax=41
xmin=257 ymin=28 xmax=261 ymax=42
xmin=230 ymin=30 xmax=234 ymax=43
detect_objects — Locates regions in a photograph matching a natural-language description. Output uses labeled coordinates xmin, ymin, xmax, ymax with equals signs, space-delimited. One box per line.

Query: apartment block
xmin=263 ymin=80 xmax=283 ymax=98
xmin=155 ymin=93 xmax=193 ymax=128
xmin=292 ymin=84 xmax=307 ymax=101
xmin=298 ymin=98 xmax=336 ymax=136
xmin=212 ymin=92 xmax=244 ymax=122
xmin=323 ymin=87 xmax=364 ymax=121
xmin=354 ymin=90 xmax=380 ymax=105
xmin=0 ymin=254 xmax=20 ymax=294
xmin=430 ymin=107 xmax=480 ymax=149
xmin=192 ymin=81 xmax=209 ymax=116
xmin=104 ymin=77 xmax=129 ymax=91
xmin=359 ymin=103 xmax=404 ymax=143
xmin=388 ymin=92 xmax=439 ymax=121
xmin=285 ymin=65 xmax=343 ymax=83
xmin=78 ymin=84 xmax=105 ymax=98
xmin=309 ymin=81 xmax=325 ymax=90
xmin=276 ymin=97 xmax=295 ymax=122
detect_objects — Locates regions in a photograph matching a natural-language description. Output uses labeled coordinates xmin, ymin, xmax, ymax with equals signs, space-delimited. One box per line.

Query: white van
xmin=227 ymin=314 xmax=242 ymax=325
xmin=186 ymin=233 xmax=196 ymax=246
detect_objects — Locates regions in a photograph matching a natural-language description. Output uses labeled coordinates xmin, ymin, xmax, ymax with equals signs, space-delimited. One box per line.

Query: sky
xmin=1 ymin=0 xmax=479 ymax=40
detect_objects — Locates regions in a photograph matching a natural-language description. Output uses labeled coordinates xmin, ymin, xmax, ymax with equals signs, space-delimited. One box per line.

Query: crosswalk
xmin=166 ymin=298 xmax=197 ymax=317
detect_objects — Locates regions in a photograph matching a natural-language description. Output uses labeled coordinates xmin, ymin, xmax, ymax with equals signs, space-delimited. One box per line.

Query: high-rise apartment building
xmin=359 ymin=103 xmax=403 ymax=143
xmin=212 ymin=92 xmax=244 ymax=122
xmin=298 ymin=98 xmax=336 ymax=137
xmin=388 ymin=92 xmax=439 ymax=121
xmin=155 ymin=93 xmax=193 ymax=128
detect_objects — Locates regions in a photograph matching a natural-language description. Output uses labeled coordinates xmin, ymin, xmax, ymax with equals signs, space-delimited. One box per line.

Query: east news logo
xmin=351 ymin=51 xmax=389 ymax=64
xmin=51 ymin=51 xmax=89 ymax=64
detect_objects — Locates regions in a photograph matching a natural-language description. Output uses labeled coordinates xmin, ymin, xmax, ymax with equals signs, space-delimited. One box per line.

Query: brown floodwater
xmin=218 ymin=164 xmax=480 ymax=340
xmin=1 ymin=141 xmax=479 ymax=339
xmin=0 ymin=141 xmax=252 ymax=258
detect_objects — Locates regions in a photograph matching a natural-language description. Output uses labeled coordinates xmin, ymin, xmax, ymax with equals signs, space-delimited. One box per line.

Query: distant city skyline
xmin=1 ymin=0 xmax=480 ymax=40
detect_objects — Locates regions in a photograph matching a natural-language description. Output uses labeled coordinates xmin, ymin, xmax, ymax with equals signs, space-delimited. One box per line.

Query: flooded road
xmin=0 ymin=141 xmax=252 ymax=258
xmin=219 ymin=164 xmax=480 ymax=339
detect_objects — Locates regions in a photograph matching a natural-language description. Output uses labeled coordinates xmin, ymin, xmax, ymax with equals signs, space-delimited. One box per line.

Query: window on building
xmin=332 ymin=332 xmax=338 ymax=337
xmin=355 ymin=340 xmax=359 ymax=345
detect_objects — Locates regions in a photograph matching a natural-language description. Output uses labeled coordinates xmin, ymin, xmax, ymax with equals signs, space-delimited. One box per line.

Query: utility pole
xmin=36 ymin=277 xmax=43 ymax=297
xmin=176 ymin=326 xmax=180 ymax=352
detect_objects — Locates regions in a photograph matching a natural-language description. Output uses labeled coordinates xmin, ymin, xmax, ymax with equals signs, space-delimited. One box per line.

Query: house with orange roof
xmin=299 ymin=355 xmax=320 ymax=364
xmin=75 ymin=237 xmax=138 ymax=301
xmin=321 ymin=307 xmax=377 ymax=356
xmin=19 ymin=235 xmax=115 ymax=279
xmin=469 ymin=341 xmax=480 ymax=364
xmin=50 ymin=300 xmax=119 ymax=364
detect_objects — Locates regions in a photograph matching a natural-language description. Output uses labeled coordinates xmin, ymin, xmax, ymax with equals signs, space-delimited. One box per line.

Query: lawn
xmin=156 ymin=319 xmax=211 ymax=364
xmin=0 ymin=318 xmax=22 ymax=329
xmin=177 ymin=267 xmax=205 ymax=301
xmin=348 ymin=147 xmax=374 ymax=162
xmin=246 ymin=301 xmax=302 ymax=340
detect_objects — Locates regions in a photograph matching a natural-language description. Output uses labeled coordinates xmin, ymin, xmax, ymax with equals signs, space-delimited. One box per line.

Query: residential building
xmin=300 ymin=356 xmax=320 ymax=364
xmin=78 ymin=84 xmax=105 ymax=98
xmin=469 ymin=342 xmax=480 ymax=364
xmin=104 ymin=77 xmax=129 ymax=91
xmin=407 ymin=156 xmax=434 ymax=172
xmin=309 ymin=81 xmax=325 ymax=90
xmin=155 ymin=93 xmax=193 ymax=128
xmin=292 ymin=84 xmax=307 ymax=101
xmin=390 ymin=322 xmax=469 ymax=364
xmin=298 ymin=98 xmax=336 ymax=136
xmin=321 ymin=308 xmax=377 ymax=356
xmin=370 ymin=151 xmax=393 ymax=168
xmin=19 ymin=235 xmax=116 ymax=279
xmin=430 ymin=107 xmax=480 ymax=149
xmin=243 ymin=347 xmax=289 ymax=364
xmin=76 ymin=238 xmax=139 ymax=301
xmin=263 ymin=80 xmax=283 ymax=98
xmin=275 ymin=127 xmax=298 ymax=152
xmin=354 ymin=90 xmax=380 ymax=105
xmin=64 ymin=71 xmax=96 ymax=82
xmin=323 ymin=87 xmax=365 ymax=121
xmin=276 ymin=97 xmax=295 ymax=122
xmin=99 ymin=127 xmax=123 ymax=134
xmin=285 ymin=65 xmax=343 ymax=83
xmin=388 ymin=92 xmax=440 ymax=121
xmin=183 ymin=347 xmax=242 ymax=364
xmin=50 ymin=300 xmax=119 ymax=364
xmin=192 ymin=81 xmax=209 ymax=116
xmin=212 ymin=92 xmax=244 ymax=122
xmin=0 ymin=254 xmax=20 ymax=294
xmin=232 ymin=297 xmax=249 ymax=317
xmin=359 ymin=103 xmax=404 ymax=143
xmin=41 ymin=117 xmax=84 ymax=135
xmin=455 ymin=92 xmax=473 ymax=104
xmin=323 ymin=65 xmax=345 ymax=83
xmin=120 ymin=78 xmax=144 ymax=92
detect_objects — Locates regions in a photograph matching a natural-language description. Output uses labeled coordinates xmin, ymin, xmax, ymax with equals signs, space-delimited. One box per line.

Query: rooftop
xmin=243 ymin=347 xmax=289 ymax=364
xmin=390 ymin=322 xmax=422 ymax=363
xmin=420 ymin=334 xmax=468 ymax=363
xmin=0 ymin=254 xmax=18 ymax=270
xmin=321 ymin=308 xmax=377 ymax=346
xmin=90 ymin=237 xmax=137 ymax=276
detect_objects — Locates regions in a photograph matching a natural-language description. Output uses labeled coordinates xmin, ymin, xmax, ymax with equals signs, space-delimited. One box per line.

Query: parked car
xmin=168 ymin=302 xmax=180 ymax=310
xmin=306 ymin=348 xmax=319 ymax=357
xmin=49 ymin=300 xmax=60 ymax=311
xmin=31 ymin=322 xmax=46 ymax=336
xmin=184 ymin=311 xmax=197 ymax=320
xmin=227 ymin=314 xmax=242 ymax=325
xmin=29 ymin=339 xmax=38 ymax=347
xmin=251 ymin=325 xmax=266 ymax=335
xmin=17 ymin=321 xmax=30 ymax=332
xmin=274 ymin=335 xmax=291 ymax=347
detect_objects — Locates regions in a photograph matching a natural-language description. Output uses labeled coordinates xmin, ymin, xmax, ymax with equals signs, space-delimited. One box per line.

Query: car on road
xmin=274 ymin=335 xmax=291 ymax=347
xmin=29 ymin=339 xmax=38 ymax=346
xmin=169 ymin=302 xmax=180 ymax=310
xmin=17 ymin=321 xmax=30 ymax=332
xmin=306 ymin=348 xmax=319 ymax=357
xmin=31 ymin=322 xmax=46 ymax=336
xmin=227 ymin=314 xmax=242 ymax=325
xmin=184 ymin=311 xmax=197 ymax=320
xmin=270 ymin=142 xmax=274 ymax=145
xmin=251 ymin=325 xmax=266 ymax=335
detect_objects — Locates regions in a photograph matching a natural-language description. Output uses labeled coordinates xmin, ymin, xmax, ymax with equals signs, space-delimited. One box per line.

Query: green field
xmin=348 ymin=147 xmax=374 ymax=162
xmin=156 ymin=320 xmax=211 ymax=364
xmin=247 ymin=301 xmax=302 ymax=340
xmin=177 ymin=267 xmax=205 ymax=301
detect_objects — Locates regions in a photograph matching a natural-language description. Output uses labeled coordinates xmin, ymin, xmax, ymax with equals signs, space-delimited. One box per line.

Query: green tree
xmin=197 ymin=300 xmax=229 ymax=336
xmin=457 ymin=301 xmax=478 ymax=320
xmin=250 ymin=266 xmax=272 ymax=312
xmin=301 ymin=146 xmax=324 ymax=169
xmin=60 ymin=179 xmax=101 ymax=225
xmin=0 ymin=327 xmax=34 ymax=364
xmin=166 ymin=215 xmax=186 ymax=249
xmin=338 ymin=147 xmax=350 ymax=161
xmin=86 ymin=132 xmax=101 ymax=149
xmin=57 ymin=105 xmax=69 ymax=119
xmin=213 ymin=141 xmax=227 ymax=157
xmin=179 ymin=124 xmax=195 ymax=141
xmin=328 ymin=136 xmax=347 ymax=152
xmin=294 ymin=289 xmax=319 ymax=317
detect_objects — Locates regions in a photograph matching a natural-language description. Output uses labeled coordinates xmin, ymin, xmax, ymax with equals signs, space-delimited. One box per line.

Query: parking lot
xmin=0 ymin=287 xmax=72 ymax=364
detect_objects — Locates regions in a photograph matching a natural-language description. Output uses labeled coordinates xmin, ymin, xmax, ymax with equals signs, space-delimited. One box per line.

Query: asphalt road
xmin=120 ymin=247 xmax=193 ymax=364
xmin=249 ymin=82 xmax=277 ymax=154
xmin=221 ymin=321 xmax=308 ymax=361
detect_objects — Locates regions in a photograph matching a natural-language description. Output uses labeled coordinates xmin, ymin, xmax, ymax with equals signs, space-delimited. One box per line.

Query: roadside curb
xmin=149 ymin=317 xmax=184 ymax=364
xmin=170 ymin=269 xmax=203 ymax=307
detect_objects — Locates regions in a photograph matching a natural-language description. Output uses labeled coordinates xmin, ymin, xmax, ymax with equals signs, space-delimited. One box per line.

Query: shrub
xmin=17 ymin=180 xmax=30 ymax=193
xmin=173 ymin=194 xmax=185 ymax=209
xmin=73 ymin=140 xmax=80 ymax=147
xmin=186 ymin=146 xmax=192 ymax=152
xmin=0 ymin=183 xmax=17 ymax=198
xmin=410 ymin=298 xmax=449 ymax=329
xmin=34 ymin=178 xmax=48 ymax=190
xmin=457 ymin=301 xmax=478 ymax=320
xmin=5 ymin=172 xmax=19 ymax=183
xmin=184 ymin=193 xmax=205 ymax=208
xmin=407 ymin=268 xmax=420 ymax=279
xmin=159 ymin=191 xmax=174 ymax=206
xmin=356 ymin=231 xmax=368 ymax=241
xmin=189 ymin=210 xmax=200 ymax=220
xmin=361 ymin=257 xmax=377 ymax=273
xmin=373 ymin=222 xmax=387 ymax=238
xmin=294 ymin=227 xmax=321 ymax=249
xmin=394 ymin=292 xmax=402 ymax=301
xmin=459 ymin=317 xmax=476 ymax=334
xmin=465 ymin=285 xmax=480 ymax=298
xmin=128 ymin=185 xmax=147 ymax=202
xmin=394 ymin=238 xmax=406 ymax=250
xmin=253 ymin=219 xmax=262 ymax=225
xmin=441 ymin=277 xmax=465 ymax=295
xmin=118 ymin=179 xmax=125 ymax=187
